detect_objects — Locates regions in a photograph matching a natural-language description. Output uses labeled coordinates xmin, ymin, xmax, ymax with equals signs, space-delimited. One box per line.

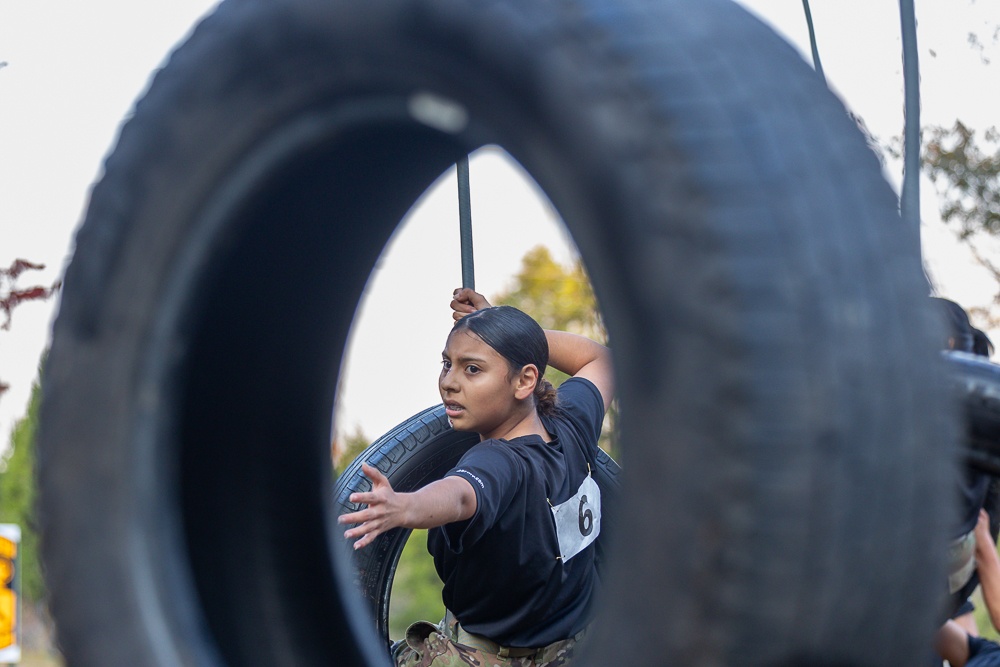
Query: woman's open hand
xmin=338 ymin=463 xmax=408 ymax=550
xmin=339 ymin=463 xmax=478 ymax=550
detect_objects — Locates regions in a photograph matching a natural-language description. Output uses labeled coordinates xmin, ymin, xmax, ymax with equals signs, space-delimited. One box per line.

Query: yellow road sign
xmin=0 ymin=524 xmax=20 ymax=664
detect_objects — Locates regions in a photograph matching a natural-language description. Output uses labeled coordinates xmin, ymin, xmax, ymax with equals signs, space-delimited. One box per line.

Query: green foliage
xmin=492 ymin=246 xmax=605 ymax=342
xmin=388 ymin=529 xmax=445 ymax=640
xmin=0 ymin=379 xmax=44 ymax=601
xmin=972 ymin=585 xmax=1000 ymax=641
xmin=334 ymin=426 xmax=371 ymax=477
xmin=923 ymin=121 xmax=1000 ymax=239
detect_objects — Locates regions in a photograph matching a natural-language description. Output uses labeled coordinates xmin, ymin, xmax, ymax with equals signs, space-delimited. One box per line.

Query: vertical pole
xmin=801 ymin=0 xmax=827 ymax=85
xmin=457 ymin=156 xmax=475 ymax=290
xmin=899 ymin=0 xmax=922 ymax=260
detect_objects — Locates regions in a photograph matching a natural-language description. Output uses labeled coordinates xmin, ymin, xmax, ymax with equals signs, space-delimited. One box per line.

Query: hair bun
xmin=535 ymin=377 xmax=558 ymax=416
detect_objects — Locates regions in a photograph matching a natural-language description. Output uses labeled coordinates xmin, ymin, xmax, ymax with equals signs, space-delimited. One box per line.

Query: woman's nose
xmin=440 ymin=368 xmax=458 ymax=392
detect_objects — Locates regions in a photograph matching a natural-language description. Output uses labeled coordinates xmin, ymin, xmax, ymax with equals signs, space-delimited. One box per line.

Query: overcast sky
xmin=1 ymin=1 xmax=998 ymax=448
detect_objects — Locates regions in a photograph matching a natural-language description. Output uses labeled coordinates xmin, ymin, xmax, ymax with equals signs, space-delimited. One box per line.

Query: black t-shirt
xmin=427 ymin=376 xmax=606 ymax=648
xmin=969 ymin=636 xmax=1000 ymax=666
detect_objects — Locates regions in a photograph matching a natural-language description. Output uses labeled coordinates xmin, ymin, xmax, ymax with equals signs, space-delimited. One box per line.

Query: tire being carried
xmin=38 ymin=0 xmax=952 ymax=665
xmin=948 ymin=351 xmax=1000 ymax=476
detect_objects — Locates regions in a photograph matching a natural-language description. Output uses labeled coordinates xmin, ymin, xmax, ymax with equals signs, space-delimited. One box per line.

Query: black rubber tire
xmin=940 ymin=351 xmax=1000 ymax=618
xmin=946 ymin=351 xmax=1000 ymax=475
xmin=36 ymin=0 xmax=952 ymax=665
xmin=332 ymin=405 xmax=621 ymax=649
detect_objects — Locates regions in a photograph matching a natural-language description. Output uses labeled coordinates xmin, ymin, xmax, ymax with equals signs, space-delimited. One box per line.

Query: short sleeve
xmin=552 ymin=377 xmax=605 ymax=448
xmin=968 ymin=635 xmax=1000 ymax=659
xmin=438 ymin=443 xmax=522 ymax=553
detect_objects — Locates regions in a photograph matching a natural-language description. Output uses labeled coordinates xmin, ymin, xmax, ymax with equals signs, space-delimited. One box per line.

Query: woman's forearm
xmin=340 ymin=463 xmax=476 ymax=549
xmin=545 ymin=330 xmax=609 ymax=376
xmin=404 ymin=476 xmax=478 ymax=529
xmin=545 ymin=329 xmax=615 ymax=410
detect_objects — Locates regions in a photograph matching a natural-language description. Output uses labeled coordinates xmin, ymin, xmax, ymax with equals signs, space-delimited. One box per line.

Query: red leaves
xmin=0 ymin=259 xmax=59 ymax=402
xmin=4 ymin=259 xmax=46 ymax=281
xmin=1 ymin=258 xmax=60 ymax=331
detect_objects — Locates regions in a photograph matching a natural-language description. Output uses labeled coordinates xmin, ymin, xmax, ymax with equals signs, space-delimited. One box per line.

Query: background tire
xmin=943 ymin=350 xmax=1000 ymax=620
xmin=332 ymin=405 xmax=622 ymax=649
xmin=37 ymin=0 xmax=952 ymax=664
xmin=948 ymin=351 xmax=1000 ymax=476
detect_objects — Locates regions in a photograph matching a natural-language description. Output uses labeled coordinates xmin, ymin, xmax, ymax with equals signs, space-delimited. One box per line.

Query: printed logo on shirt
xmin=455 ymin=469 xmax=485 ymax=490
xmin=550 ymin=474 xmax=601 ymax=562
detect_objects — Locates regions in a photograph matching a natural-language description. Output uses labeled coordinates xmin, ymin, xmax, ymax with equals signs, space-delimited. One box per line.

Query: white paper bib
xmin=550 ymin=474 xmax=601 ymax=562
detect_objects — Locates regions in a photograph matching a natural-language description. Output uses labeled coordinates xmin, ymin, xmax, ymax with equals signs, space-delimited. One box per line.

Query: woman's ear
xmin=514 ymin=364 xmax=539 ymax=400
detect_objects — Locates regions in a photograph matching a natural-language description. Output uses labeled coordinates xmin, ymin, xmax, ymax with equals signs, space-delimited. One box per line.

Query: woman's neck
xmin=481 ymin=408 xmax=551 ymax=443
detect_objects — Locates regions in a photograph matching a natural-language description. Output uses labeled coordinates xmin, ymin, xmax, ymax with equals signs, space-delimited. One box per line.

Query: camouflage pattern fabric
xmin=393 ymin=617 xmax=584 ymax=667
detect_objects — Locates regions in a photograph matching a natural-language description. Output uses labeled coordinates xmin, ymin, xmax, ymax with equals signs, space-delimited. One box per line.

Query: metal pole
xmin=457 ymin=156 xmax=475 ymax=290
xmin=801 ymin=0 xmax=827 ymax=85
xmin=899 ymin=0 xmax=922 ymax=258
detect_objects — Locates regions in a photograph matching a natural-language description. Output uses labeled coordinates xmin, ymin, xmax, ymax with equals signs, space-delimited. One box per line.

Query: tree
xmin=0 ymin=259 xmax=59 ymax=401
xmin=921 ymin=121 xmax=1000 ymax=326
xmin=492 ymin=245 xmax=618 ymax=457
xmin=491 ymin=246 xmax=605 ymax=342
xmin=0 ymin=376 xmax=44 ymax=602
xmin=332 ymin=426 xmax=371 ymax=477
xmin=924 ymin=121 xmax=1000 ymax=239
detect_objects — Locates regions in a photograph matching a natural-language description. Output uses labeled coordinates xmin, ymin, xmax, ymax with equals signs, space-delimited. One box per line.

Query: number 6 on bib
xmin=551 ymin=474 xmax=601 ymax=562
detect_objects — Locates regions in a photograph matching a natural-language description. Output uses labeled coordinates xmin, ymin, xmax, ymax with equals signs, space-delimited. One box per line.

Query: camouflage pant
xmin=393 ymin=616 xmax=584 ymax=667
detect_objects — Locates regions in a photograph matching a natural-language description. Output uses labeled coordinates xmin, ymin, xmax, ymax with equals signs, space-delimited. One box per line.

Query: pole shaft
xmin=457 ymin=156 xmax=475 ymax=290
xmin=899 ymin=0 xmax=922 ymax=256
xmin=801 ymin=0 xmax=827 ymax=84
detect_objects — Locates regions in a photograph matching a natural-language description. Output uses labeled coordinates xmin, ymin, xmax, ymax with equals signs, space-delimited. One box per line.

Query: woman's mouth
xmin=444 ymin=401 xmax=465 ymax=418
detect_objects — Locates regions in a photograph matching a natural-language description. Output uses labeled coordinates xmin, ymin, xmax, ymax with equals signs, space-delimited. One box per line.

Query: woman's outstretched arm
xmin=338 ymin=463 xmax=476 ymax=550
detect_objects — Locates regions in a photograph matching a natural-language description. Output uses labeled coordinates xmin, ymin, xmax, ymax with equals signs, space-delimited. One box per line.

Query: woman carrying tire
xmin=338 ymin=287 xmax=615 ymax=666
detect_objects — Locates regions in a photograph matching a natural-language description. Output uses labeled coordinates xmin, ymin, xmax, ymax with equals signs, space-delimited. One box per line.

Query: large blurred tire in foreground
xmin=38 ymin=0 xmax=952 ymax=664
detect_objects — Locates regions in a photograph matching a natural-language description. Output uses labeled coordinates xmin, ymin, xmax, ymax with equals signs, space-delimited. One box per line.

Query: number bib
xmin=550 ymin=474 xmax=601 ymax=562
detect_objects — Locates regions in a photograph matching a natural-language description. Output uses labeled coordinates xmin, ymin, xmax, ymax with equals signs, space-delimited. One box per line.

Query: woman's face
xmin=439 ymin=329 xmax=524 ymax=441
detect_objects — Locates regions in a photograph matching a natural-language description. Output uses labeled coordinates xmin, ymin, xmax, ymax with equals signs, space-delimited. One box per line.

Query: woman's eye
xmin=466 ymin=365 xmax=481 ymax=374
xmin=441 ymin=360 xmax=452 ymax=371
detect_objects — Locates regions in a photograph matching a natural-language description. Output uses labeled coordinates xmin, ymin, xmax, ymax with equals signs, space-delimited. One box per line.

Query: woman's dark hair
xmin=973 ymin=328 xmax=994 ymax=358
xmin=931 ymin=297 xmax=975 ymax=353
xmin=451 ymin=305 xmax=558 ymax=415
xmin=930 ymin=296 xmax=994 ymax=358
